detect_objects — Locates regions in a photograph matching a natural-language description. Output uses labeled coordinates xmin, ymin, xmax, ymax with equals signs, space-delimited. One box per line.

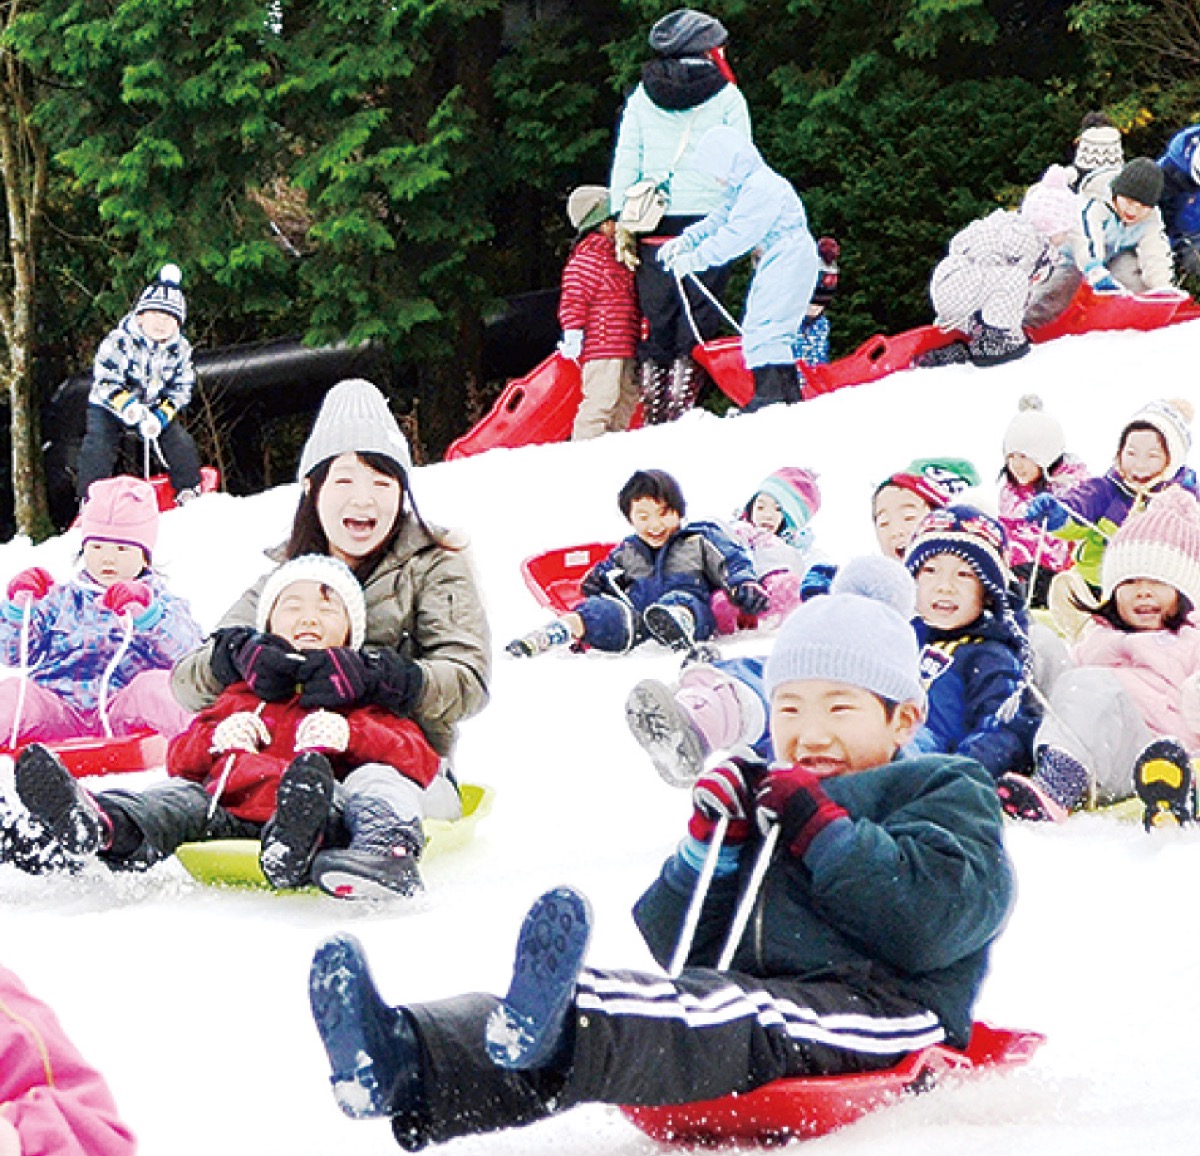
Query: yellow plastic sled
xmin=175 ymin=782 xmax=494 ymax=889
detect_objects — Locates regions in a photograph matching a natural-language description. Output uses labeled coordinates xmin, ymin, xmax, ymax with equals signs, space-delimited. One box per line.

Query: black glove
xmin=729 ymin=580 xmax=770 ymax=616
xmin=209 ymin=626 xmax=256 ymax=688
xmin=226 ymin=631 xmax=306 ymax=701
xmin=298 ymin=647 xmax=424 ymax=715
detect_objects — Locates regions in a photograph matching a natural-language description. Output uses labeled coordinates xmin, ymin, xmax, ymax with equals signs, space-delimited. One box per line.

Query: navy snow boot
xmin=1134 ymin=738 xmax=1196 ymax=831
xmin=260 ymin=752 xmax=335 ymax=889
xmin=15 ymin=743 xmax=107 ymax=857
xmin=643 ymin=603 xmax=698 ymax=654
xmin=309 ymin=933 xmax=426 ymax=1127
xmin=485 ymin=886 xmax=592 ymax=1071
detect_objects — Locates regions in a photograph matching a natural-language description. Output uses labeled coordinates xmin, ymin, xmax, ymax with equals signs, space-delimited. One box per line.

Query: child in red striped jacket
xmin=559 ymin=186 xmax=642 ymax=440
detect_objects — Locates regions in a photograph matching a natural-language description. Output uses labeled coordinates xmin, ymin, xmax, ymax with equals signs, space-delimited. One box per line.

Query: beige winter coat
xmin=171 ymin=519 xmax=491 ymax=757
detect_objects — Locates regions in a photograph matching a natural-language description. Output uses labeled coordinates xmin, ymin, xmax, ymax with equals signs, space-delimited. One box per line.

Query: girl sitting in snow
xmin=998 ymin=488 xmax=1200 ymax=830
xmin=0 ymin=475 xmax=200 ymax=747
xmin=997 ymin=395 xmax=1088 ymax=607
xmin=4 ymin=555 xmax=441 ymax=899
xmin=711 ymin=467 xmax=826 ymax=634
xmin=1025 ymin=397 xmax=1197 ymax=639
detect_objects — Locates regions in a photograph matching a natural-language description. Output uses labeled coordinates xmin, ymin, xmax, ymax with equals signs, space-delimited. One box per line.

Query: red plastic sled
xmin=800 ymin=325 xmax=957 ymax=400
xmin=147 ymin=465 xmax=220 ymax=510
xmin=1 ymin=731 xmax=168 ymax=779
xmin=692 ymin=336 xmax=755 ymax=407
xmin=621 ymin=1021 xmax=1044 ymax=1146
xmin=1029 ymin=283 xmax=1191 ymax=344
xmin=520 ymin=542 xmax=617 ymax=613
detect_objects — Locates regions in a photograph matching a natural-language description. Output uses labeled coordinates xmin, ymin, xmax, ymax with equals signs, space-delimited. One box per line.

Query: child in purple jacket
xmin=0 ymin=475 xmax=200 ymax=745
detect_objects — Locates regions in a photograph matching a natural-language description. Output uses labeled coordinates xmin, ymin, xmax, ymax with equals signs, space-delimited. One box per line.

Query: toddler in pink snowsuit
xmin=0 ymin=475 xmax=200 ymax=745
xmin=0 ymin=961 xmax=137 ymax=1155
xmin=711 ymin=467 xmax=825 ymax=635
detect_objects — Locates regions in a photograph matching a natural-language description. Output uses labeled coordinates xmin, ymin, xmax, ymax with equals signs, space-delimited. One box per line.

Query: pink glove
xmin=7 ymin=566 xmax=54 ymax=606
xmin=102 ymin=579 xmax=152 ymax=617
xmin=295 ymin=710 xmax=350 ymax=754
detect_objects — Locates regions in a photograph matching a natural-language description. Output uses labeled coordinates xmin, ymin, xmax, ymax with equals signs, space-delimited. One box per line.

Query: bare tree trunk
xmin=0 ymin=1 xmax=53 ymax=540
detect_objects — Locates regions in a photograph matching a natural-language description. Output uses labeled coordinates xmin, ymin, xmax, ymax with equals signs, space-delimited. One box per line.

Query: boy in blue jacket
xmin=903 ymin=505 xmax=1039 ymax=781
xmin=506 ymin=468 xmax=766 ymax=658
xmin=307 ymin=555 xmax=1015 ymax=1151
xmin=1158 ymin=125 xmax=1200 ymax=279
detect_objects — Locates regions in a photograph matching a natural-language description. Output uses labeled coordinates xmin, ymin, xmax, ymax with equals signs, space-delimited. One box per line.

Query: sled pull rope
xmin=717 ymin=823 xmax=780 ymax=971
xmin=7 ymin=607 xmax=32 ymax=749
xmin=675 ymin=270 xmax=742 ymax=346
xmin=96 ymin=612 xmax=136 ymax=740
xmin=207 ymin=702 xmax=267 ymax=819
xmin=669 ymin=814 xmax=729 ymax=979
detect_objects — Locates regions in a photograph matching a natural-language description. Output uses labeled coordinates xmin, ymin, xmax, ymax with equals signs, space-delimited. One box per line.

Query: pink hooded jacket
xmin=0 ymin=965 xmax=136 ymax=1155
xmin=1073 ymin=616 xmax=1200 ymax=749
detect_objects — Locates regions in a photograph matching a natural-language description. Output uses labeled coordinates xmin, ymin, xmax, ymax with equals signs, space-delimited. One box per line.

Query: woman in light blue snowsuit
xmin=659 ymin=126 xmax=817 ymax=412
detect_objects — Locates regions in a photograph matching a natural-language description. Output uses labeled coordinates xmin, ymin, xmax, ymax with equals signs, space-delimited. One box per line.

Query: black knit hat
xmin=648 ymin=9 xmax=728 ymax=56
xmin=1110 ymin=158 xmax=1164 ymax=207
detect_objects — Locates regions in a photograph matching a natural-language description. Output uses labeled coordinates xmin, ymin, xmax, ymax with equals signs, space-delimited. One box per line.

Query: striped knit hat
xmin=135 ymin=263 xmax=187 ymax=325
xmin=904 ymin=505 xmax=1011 ymax=608
xmin=1121 ymin=398 xmax=1193 ymax=478
xmin=1101 ymin=487 xmax=1200 ymax=607
xmin=744 ymin=467 xmax=821 ymax=537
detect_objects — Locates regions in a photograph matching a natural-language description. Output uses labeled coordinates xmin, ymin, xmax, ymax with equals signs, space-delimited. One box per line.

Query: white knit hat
xmin=1074 ymin=125 xmax=1123 ymax=173
xmin=297 ymin=379 xmax=412 ymax=481
xmin=1122 ymin=397 xmax=1193 ymax=477
xmin=256 ymin=554 xmax=366 ymax=647
xmin=1101 ymin=487 xmax=1200 ymax=607
xmin=1003 ymin=394 xmax=1066 ymax=470
xmin=764 ymin=555 xmax=923 ymax=705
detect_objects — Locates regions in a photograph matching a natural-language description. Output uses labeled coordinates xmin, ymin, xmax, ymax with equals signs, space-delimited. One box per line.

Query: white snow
xmin=3 ymin=320 xmax=1200 ymax=1155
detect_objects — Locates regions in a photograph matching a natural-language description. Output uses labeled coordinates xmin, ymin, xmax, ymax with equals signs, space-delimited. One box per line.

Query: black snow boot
xmin=663 ymin=357 xmax=705 ymax=420
xmin=1134 ymin=738 xmax=1196 ymax=831
xmin=743 ymin=364 xmax=801 ymax=412
xmin=260 ymin=752 xmax=336 ymax=889
xmin=638 ymin=361 xmax=672 ymax=425
xmin=643 ymin=602 xmax=698 ymax=654
xmin=15 ymin=744 xmax=108 ymax=858
xmin=968 ymin=322 xmax=1030 ymax=367
xmin=311 ymin=796 xmax=425 ymax=901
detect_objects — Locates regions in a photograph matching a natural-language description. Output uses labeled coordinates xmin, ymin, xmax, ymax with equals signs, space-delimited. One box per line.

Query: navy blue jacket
xmin=634 ymin=754 xmax=1014 ymax=1047
xmin=909 ymin=611 xmax=1039 ymax=780
xmin=580 ymin=520 xmax=755 ymax=612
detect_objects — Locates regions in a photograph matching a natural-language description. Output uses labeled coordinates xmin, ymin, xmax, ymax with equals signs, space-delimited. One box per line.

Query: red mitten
xmin=689 ymin=757 xmax=766 ymax=844
xmin=102 ymin=579 xmax=152 ymax=617
xmin=7 ymin=567 xmax=54 ymax=606
xmin=756 ymin=765 xmax=849 ymax=858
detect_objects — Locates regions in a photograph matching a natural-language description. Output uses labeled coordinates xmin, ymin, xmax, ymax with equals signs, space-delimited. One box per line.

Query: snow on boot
xmin=744 ymin=364 xmax=801 ymax=412
xmin=663 ymin=358 xmax=704 ymax=421
xmin=625 ymin=679 xmax=707 ymax=786
xmin=0 ymin=796 xmax=75 ymax=875
xmin=312 ymin=798 xmax=425 ymax=901
xmin=638 ymin=362 xmax=672 ymax=426
xmin=309 ymin=933 xmax=426 ymax=1125
xmin=643 ymin=603 xmax=697 ymax=654
xmin=486 ymin=886 xmax=592 ymax=1071
xmin=1134 ymin=738 xmax=1196 ymax=831
xmin=505 ymin=620 xmax=572 ymax=659
xmin=260 ymin=752 xmax=335 ymax=889
xmin=997 ymin=746 xmax=1089 ymax=823
xmin=15 ymin=744 xmax=107 ymax=857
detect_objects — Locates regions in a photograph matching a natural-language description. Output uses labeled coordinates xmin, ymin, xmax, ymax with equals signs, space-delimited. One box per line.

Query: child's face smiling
xmin=915 ymin=553 xmax=985 ymax=631
xmin=770 ymin=679 xmax=921 ymax=779
xmin=628 ymin=497 xmax=681 ymax=549
xmin=137 ymin=310 xmax=180 ymax=342
xmin=873 ymin=486 xmax=932 ymax=561
xmin=1114 ymin=578 xmax=1179 ymax=632
xmin=268 ymin=580 xmax=351 ymax=650
xmin=1118 ymin=429 xmax=1168 ymax=486
xmin=749 ymin=493 xmax=784 ymax=534
xmin=1006 ymin=452 xmax=1042 ymax=487
xmin=83 ymin=539 xmax=146 ymax=587
xmin=1113 ymin=195 xmax=1152 ymax=226
xmin=316 ymin=453 xmax=403 ymax=565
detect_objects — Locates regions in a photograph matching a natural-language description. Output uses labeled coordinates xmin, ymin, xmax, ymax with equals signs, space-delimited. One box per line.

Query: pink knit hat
xmin=1101 ymin=486 xmax=1200 ymax=607
xmin=80 ymin=476 xmax=159 ymax=559
xmin=1020 ymin=166 xmax=1080 ymax=239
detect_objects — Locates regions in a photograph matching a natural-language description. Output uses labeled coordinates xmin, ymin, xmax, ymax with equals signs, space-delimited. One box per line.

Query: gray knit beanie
xmin=648 ymin=9 xmax=728 ymax=56
xmin=764 ymin=555 xmax=923 ymax=705
xmin=1110 ymin=158 xmax=1164 ymax=207
xmin=297 ymin=378 xmax=412 ymax=481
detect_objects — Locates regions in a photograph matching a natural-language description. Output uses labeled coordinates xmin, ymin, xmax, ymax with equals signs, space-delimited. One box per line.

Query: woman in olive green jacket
xmin=171 ymin=379 xmax=491 ymax=899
